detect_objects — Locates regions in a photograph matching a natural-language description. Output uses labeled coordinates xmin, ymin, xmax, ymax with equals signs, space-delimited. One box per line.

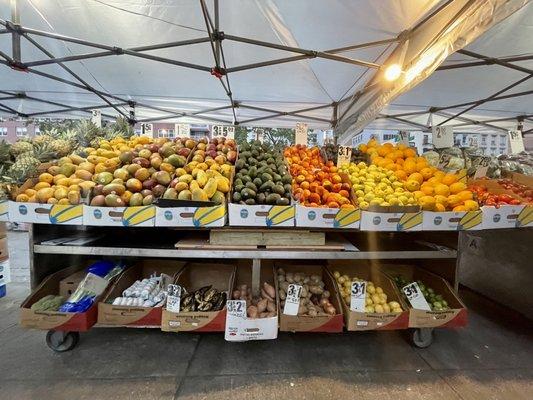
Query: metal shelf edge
xmin=33 ymin=245 xmax=457 ymax=259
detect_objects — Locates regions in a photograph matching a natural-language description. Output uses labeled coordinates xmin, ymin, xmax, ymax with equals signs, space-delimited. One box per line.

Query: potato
xmin=247 ymin=305 xmax=258 ymax=318
xmin=266 ymin=300 xmax=276 ymax=313
xmin=278 ymin=289 xmax=286 ymax=300
xmin=257 ymin=298 xmax=267 ymax=313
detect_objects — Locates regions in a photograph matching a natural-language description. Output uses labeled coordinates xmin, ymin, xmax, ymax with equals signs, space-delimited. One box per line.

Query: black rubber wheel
xmin=412 ymin=328 xmax=433 ymax=348
xmin=45 ymin=331 xmax=80 ymax=352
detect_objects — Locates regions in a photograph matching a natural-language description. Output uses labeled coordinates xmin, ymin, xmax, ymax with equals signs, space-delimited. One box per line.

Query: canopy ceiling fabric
xmin=0 ymin=0 xmax=531 ymax=135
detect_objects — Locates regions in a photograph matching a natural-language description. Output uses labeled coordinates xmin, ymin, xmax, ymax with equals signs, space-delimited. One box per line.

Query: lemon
xmin=355 ymin=190 xmax=364 ymax=197
xmin=358 ymin=201 xmax=369 ymax=209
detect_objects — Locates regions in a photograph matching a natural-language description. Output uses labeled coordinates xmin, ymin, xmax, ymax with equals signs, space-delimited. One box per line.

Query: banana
xmin=266 ymin=205 xmax=295 ymax=226
xmin=459 ymin=211 xmax=482 ymax=230
xmin=398 ymin=212 xmax=423 ymax=231
xmin=123 ymin=205 xmax=155 ymax=226
xmin=193 ymin=205 xmax=226 ymax=227
xmin=333 ymin=208 xmax=361 ymax=228
xmin=517 ymin=206 xmax=532 ymax=227
xmin=49 ymin=204 xmax=83 ymax=224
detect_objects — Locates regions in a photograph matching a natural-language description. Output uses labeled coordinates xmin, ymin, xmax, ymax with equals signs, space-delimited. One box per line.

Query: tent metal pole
xmin=438 ymin=75 xmax=532 ymax=125
xmin=453 ymin=113 xmax=533 ymax=125
xmin=0 ymin=101 xmax=23 ymax=116
xmin=238 ymin=104 xmax=332 ymax=123
xmin=457 ymin=49 xmax=533 ymax=75
xmin=22 ymin=33 xmax=129 ymax=118
xmin=26 ymin=102 xmax=130 ymax=117
xmin=434 ymin=111 xmax=507 ymax=132
xmin=224 ymin=34 xmax=380 ymax=69
xmin=23 ymin=37 xmax=212 ymax=68
xmin=437 ymin=54 xmax=533 ymax=71
xmin=378 ymin=115 xmax=429 ymax=130
xmin=0 ymin=96 xmax=17 ymax=101
xmin=10 ymin=0 xmax=21 ymax=62
xmin=325 ymin=37 xmax=399 ymax=54
xmin=226 ymin=55 xmax=311 ymax=73
xmin=214 ymin=0 xmax=220 ymax=66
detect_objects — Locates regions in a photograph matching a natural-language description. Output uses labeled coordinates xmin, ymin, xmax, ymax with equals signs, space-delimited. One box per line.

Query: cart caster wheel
xmin=46 ymin=331 xmax=79 ymax=352
xmin=412 ymin=328 xmax=433 ymax=348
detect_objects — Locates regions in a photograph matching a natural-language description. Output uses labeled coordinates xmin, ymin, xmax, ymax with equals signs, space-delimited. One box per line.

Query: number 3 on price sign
xmin=350 ymin=281 xmax=366 ymax=312
xmin=337 ymin=145 xmax=352 ymax=168
xmin=227 ymin=300 xmax=246 ymax=318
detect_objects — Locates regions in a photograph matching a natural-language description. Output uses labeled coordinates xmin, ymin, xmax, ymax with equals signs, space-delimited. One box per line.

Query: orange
xmin=420 ymin=167 xmax=434 ymax=180
xmin=377 ymin=146 xmax=389 ymax=157
xmin=39 ymin=173 xmax=54 ymax=184
xmin=434 ymin=170 xmax=445 ymax=180
xmin=394 ymin=170 xmax=407 ymax=181
xmin=34 ymin=182 xmax=51 ymax=190
xmin=441 ymin=174 xmax=458 ymax=186
xmin=359 ymin=144 xmax=368 ymax=153
xmin=393 ymin=150 xmax=404 ymax=160
xmin=403 ymin=148 xmax=417 ymax=158
xmin=421 ymin=185 xmax=434 ymax=196
xmin=403 ymin=160 xmax=417 ymax=175
xmin=398 ymin=143 xmax=407 ymax=151
xmin=464 ymin=200 xmax=479 ymax=211
xmin=434 ymin=184 xmax=450 ymax=197
xmin=453 ymin=205 xmax=467 ymax=212
xmin=404 ymin=180 xmax=420 ymax=192
xmin=419 ymin=195 xmax=436 ymax=211
xmin=457 ymin=190 xmax=473 ymax=201
xmin=416 ymin=161 xmax=428 ymax=172
xmin=434 ymin=203 xmax=446 ymax=212
xmin=396 ymin=158 xmax=404 ymax=165
xmin=408 ymin=172 xmax=424 ymax=185
xmin=447 ymin=194 xmax=461 ymax=207
xmin=427 ymin=176 xmax=441 ymax=185
xmin=434 ymin=195 xmax=448 ymax=207
xmin=449 ymin=181 xmax=467 ymax=194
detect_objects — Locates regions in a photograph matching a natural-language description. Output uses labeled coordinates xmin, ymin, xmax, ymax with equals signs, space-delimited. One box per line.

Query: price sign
xmin=226 ymin=299 xmax=247 ymax=319
xmin=473 ymin=156 xmax=491 ymax=179
xmin=283 ymin=283 xmax=302 ymax=316
xmin=402 ymin=282 xmax=431 ymax=311
xmin=432 ymin=126 xmax=453 ymax=149
xmin=91 ymin=109 xmax=102 ymax=128
xmin=175 ymin=123 xmax=191 ymax=138
xmin=213 ymin=125 xmax=235 ymax=139
xmin=350 ymin=281 xmax=366 ymax=312
xmin=437 ymin=153 xmax=452 ymax=170
xmin=166 ymin=284 xmax=182 ymax=313
xmin=469 ymin=136 xmax=479 ymax=147
xmin=141 ymin=123 xmax=153 ymax=137
xmin=295 ymin=122 xmax=308 ymax=145
xmin=398 ymin=131 xmax=409 ymax=146
xmin=508 ymin=130 xmax=525 ymax=154
xmin=336 ymin=145 xmax=352 ymax=168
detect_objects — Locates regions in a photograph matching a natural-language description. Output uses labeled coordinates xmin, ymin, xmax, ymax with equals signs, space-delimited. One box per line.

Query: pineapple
xmin=0 ymin=140 xmax=12 ymax=167
xmin=75 ymin=120 xmax=100 ymax=148
xmin=7 ymin=152 xmax=40 ymax=183
xmin=33 ymin=133 xmax=52 ymax=145
xmin=10 ymin=139 xmax=33 ymax=157
xmin=32 ymin=141 xmax=58 ymax=162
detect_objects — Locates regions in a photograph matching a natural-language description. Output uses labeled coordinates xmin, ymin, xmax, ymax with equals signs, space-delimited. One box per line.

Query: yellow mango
xmin=196 ymin=170 xmax=207 ymax=187
xmin=191 ymin=188 xmax=208 ymax=202
xmin=204 ymin=178 xmax=217 ymax=198
xmin=215 ymin=176 xmax=230 ymax=193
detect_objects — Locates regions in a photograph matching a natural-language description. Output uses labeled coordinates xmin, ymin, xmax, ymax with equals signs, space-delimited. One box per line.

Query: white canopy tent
xmin=0 ymin=0 xmax=530 ymax=138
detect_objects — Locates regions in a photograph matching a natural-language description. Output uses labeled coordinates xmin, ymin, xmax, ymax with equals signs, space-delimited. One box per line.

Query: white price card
xmin=336 ymin=145 xmax=352 ymax=168
xmin=473 ymin=156 xmax=492 ymax=179
xmin=283 ymin=284 xmax=302 ymax=316
xmin=437 ymin=153 xmax=452 ymax=170
xmin=141 ymin=123 xmax=153 ymax=136
xmin=166 ymin=284 xmax=182 ymax=313
xmin=432 ymin=126 xmax=453 ymax=149
xmin=175 ymin=124 xmax=191 ymax=138
xmin=82 ymin=273 xmax=109 ymax=297
xmin=350 ymin=281 xmax=366 ymax=312
xmin=508 ymin=130 xmax=525 ymax=154
xmin=91 ymin=109 xmax=102 ymax=128
xmin=398 ymin=131 xmax=409 ymax=146
xmin=226 ymin=299 xmax=247 ymax=319
xmin=213 ymin=125 xmax=235 ymax=139
xmin=295 ymin=122 xmax=308 ymax=145
xmin=402 ymin=282 xmax=431 ymax=311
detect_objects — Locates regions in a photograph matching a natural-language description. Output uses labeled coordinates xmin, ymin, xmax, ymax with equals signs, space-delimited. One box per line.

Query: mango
xmin=103 ymin=183 xmax=126 ymax=196
xmin=16 ymin=194 xmax=29 ymax=202
xmin=39 ymin=173 xmax=54 ymax=184
xmin=175 ymin=168 xmax=187 ymax=177
xmin=204 ymin=178 xmax=217 ymax=198
xmin=129 ymin=192 xmax=144 ymax=206
xmin=68 ymin=191 xmax=81 ymax=205
xmin=95 ymin=172 xmax=113 ymax=185
xmin=56 ymin=178 xmax=71 ymax=187
xmin=211 ymin=191 xmax=225 ymax=204
xmin=162 ymin=188 xmax=178 ymax=200
xmin=189 ymin=180 xmax=200 ymax=192
xmin=90 ymin=194 xmax=105 ymax=206
xmin=47 ymin=165 xmax=60 ymax=175
xmin=69 ymin=154 xmax=85 ymax=165
xmin=174 ymin=182 xmax=188 ymax=193
xmin=54 ymin=187 xmax=68 ymax=200
xmin=24 ymin=188 xmax=36 ymax=197
xmin=196 ymin=170 xmax=207 ymax=187
xmin=34 ymin=182 xmax=51 ymax=191
xmin=75 ymin=169 xmax=93 ymax=181
xmin=215 ymin=176 xmax=229 ymax=193
xmin=47 ymin=198 xmax=58 ymax=204
xmin=121 ymin=190 xmax=133 ymax=205
xmin=191 ymin=188 xmax=208 ymax=202
xmin=142 ymin=195 xmax=154 ymax=205
xmin=57 ymin=198 xmax=70 ymax=205
xmin=104 ymin=194 xmax=125 ymax=207
xmin=178 ymin=174 xmax=193 ymax=184
xmin=178 ymin=189 xmax=192 ymax=200
xmin=36 ymin=188 xmax=55 ymax=203
xmin=59 ymin=163 xmax=77 ymax=177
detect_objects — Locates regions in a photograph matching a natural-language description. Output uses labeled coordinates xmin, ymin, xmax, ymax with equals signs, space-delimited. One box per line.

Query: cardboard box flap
xmin=175 ymin=262 xmax=236 ymax=294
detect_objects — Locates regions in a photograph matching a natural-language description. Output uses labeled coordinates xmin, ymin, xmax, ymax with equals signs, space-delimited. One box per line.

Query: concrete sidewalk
xmin=1 ymin=283 xmax=532 ymax=400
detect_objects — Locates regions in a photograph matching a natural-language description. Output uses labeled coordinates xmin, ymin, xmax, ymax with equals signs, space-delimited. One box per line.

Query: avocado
xmin=253 ymin=177 xmax=263 ymax=187
xmin=266 ymin=157 xmax=275 ymax=164
xmin=234 ymin=184 xmax=244 ymax=193
xmin=282 ymin=174 xmax=293 ymax=184
xmin=245 ymin=181 xmax=257 ymax=192
xmin=266 ymin=193 xmax=281 ymax=204
xmin=284 ymin=183 xmax=292 ymax=193
xmin=233 ymin=192 xmax=242 ymax=202
xmin=241 ymin=175 xmax=252 ymax=184
xmin=245 ymin=198 xmax=256 ymax=205
xmin=272 ymin=173 xmax=281 ymax=182
xmin=234 ymin=178 xmax=243 ymax=187
xmin=261 ymin=173 xmax=273 ymax=182
xmin=256 ymin=192 xmax=266 ymax=204
xmin=248 ymin=157 xmax=257 ymax=166
xmin=248 ymin=166 xmax=257 ymax=178
xmin=276 ymin=197 xmax=290 ymax=206
xmin=235 ymin=159 xmax=246 ymax=170
xmin=273 ymin=185 xmax=285 ymax=196
xmin=241 ymin=188 xmax=256 ymax=200
xmin=240 ymin=168 xmax=248 ymax=176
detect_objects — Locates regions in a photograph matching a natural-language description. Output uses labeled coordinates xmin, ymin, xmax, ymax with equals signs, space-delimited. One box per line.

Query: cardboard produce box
xmin=83 ymin=204 xmax=155 ymax=226
xmin=228 ymin=203 xmax=295 ymax=227
xmin=0 ymin=199 xmax=8 ymax=222
xmin=59 ymin=270 xmax=88 ymax=298
xmin=276 ymin=263 xmax=343 ymax=333
xmin=327 ymin=261 xmax=408 ymax=331
xmin=155 ymin=203 xmax=227 ymax=227
xmin=20 ymin=265 xmax=113 ymax=332
xmin=380 ymin=264 xmax=467 ymax=329
xmin=98 ymin=260 xmax=186 ymax=328
xmin=360 ymin=205 xmax=423 ymax=231
xmin=422 ymin=210 xmax=483 ymax=230
xmin=225 ymin=261 xmax=278 ymax=341
xmin=161 ymin=262 xmax=235 ymax=332
xmin=295 ymin=205 xmax=361 ymax=229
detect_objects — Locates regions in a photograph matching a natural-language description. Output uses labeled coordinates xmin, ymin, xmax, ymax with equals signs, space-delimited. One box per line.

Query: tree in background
xmin=234 ymin=126 xmax=249 ymax=146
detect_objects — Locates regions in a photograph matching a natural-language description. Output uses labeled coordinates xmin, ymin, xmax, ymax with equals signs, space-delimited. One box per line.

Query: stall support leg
xmin=252 ymin=258 xmax=261 ymax=297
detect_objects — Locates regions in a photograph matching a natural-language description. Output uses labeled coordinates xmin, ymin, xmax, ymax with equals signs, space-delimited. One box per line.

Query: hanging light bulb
xmin=384 ymin=64 xmax=402 ymax=81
